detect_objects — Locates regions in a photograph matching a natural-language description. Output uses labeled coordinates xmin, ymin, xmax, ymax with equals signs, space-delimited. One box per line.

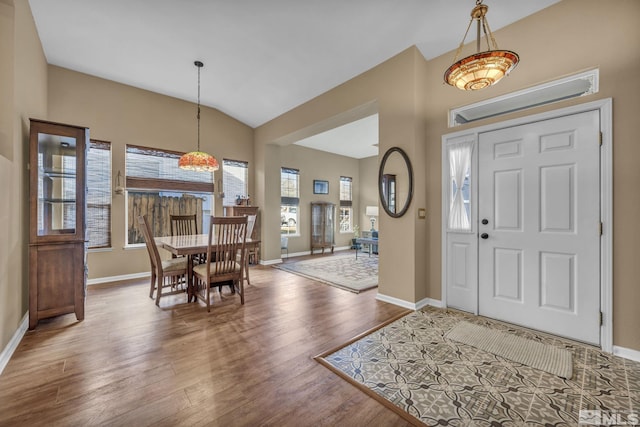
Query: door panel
xmin=478 ymin=110 xmax=600 ymax=345
xmin=493 ymin=248 xmax=522 ymax=301
xmin=494 ymin=169 xmax=522 ymax=230
xmin=540 ymin=165 xmax=574 ymax=232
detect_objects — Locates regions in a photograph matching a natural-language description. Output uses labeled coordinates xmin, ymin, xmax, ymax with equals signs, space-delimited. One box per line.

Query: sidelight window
xmin=448 ymin=141 xmax=473 ymax=231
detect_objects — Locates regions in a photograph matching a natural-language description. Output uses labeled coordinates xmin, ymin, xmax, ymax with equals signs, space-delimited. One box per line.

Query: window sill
xmin=124 ymin=243 xmax=146 ymax=250
xmin=88 ymin=247 xmax=113 ymax=253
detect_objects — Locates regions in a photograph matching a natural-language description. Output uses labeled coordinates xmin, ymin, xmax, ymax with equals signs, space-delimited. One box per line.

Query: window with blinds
xmin=125 ymin=145 xmax=214 ymax=245
xmin=281 ymin=167 xmax=299 ymax=236
xmin=87 ymin=140 xmax=111 ymax=249
xmin=125 ymin=145 xmax=214 ymax=192
xmin=222 ymin=159 xmax=248 ymax=206
xmin=339 ymin=176 xmax=353 ymax=232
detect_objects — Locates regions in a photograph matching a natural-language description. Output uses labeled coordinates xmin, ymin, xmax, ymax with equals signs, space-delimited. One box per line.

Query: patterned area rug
xmin=274 ymin=253 xmax=378 ymax=293
xmin=316 ymin=307 xmax=640 ymax=426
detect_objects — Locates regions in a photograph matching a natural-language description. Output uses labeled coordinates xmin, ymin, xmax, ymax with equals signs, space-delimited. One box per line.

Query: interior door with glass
xmin=478 ymin=110 xmax=601 ymax=345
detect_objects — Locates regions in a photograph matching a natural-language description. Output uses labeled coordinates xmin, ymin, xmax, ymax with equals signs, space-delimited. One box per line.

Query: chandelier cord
xmin=452 ymin=17 xmax=474 ymax=64
xmin=196 ymin=63 xmax=201 ymax=152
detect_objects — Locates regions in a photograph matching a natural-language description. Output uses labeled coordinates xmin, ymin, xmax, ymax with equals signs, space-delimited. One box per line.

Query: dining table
xmin=155 ymin=234 xmax=259 ymax=302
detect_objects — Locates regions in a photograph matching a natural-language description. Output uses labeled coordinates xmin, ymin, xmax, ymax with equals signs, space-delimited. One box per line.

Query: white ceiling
xmin=295 ymin=114 xmax=379 ymax=159
xmin=28 ymin=0 xmax=559 ymax=157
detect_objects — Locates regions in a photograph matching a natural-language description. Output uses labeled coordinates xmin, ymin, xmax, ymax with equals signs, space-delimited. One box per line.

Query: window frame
xmin=87 ymin=139 xmax=112 ymax=250
xmin=124 ymin=144 xmax=214 ymax=247
xmin=222 ymin=158 xmax=249 ymax=206
xmin=281 ymin=167 xmax=300 ymax=237
xmin=339 ymin=176 xmax=353 ymax=233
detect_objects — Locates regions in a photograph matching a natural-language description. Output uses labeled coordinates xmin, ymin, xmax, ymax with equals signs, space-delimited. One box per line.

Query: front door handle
xmin=480 ymin=233 xmax=489 ymax=239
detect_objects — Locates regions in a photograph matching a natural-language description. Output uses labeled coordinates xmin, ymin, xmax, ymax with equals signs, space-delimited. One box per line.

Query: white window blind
xmin=222 ymin=159 xmax=248 ymax=206
xmin=125 ymin=144 xmax=214 ymax=192
xmin=87 ymin=140 xmax=111 ymax=248
xmin=280 ymin=167 xmax=299 ymax=205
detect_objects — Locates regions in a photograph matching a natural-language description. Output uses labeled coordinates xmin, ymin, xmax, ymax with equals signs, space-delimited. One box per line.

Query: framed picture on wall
xmin=313 ymin=180 xmax=329 ymax=194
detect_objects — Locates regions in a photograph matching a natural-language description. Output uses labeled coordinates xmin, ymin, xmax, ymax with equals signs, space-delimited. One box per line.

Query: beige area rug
xmin=445 ymin=320 xmax=573 ymax=379
xmin=273 ymin=253 xmax=377 ymax=293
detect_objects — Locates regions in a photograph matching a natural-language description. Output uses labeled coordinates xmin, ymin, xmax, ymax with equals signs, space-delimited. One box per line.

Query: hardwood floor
xmin=0 ymin=258 xmax=412 ymax=426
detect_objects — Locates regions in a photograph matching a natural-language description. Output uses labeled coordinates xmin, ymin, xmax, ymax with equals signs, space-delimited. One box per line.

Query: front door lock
xmin=480 ymin=233 xmax=489 ymax=239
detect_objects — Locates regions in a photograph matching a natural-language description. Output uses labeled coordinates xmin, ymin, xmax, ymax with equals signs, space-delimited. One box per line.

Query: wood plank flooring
xmin=0 ymin=257 xmax=412 ymax=426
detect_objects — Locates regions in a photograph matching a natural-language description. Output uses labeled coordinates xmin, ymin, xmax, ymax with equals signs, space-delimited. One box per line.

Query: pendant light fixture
xmin=178 ymin=60 xmax=219 ymax=172
xmin=444 ymin=0 xmax=519 ymax=91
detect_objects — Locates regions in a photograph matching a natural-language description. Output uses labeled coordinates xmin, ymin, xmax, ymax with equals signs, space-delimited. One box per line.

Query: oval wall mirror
xmin=378 ymin=147 xmax=413 ymax=218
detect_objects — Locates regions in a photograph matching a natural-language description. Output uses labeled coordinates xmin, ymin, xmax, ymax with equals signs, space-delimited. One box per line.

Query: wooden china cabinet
xmin=310 ymin=202 xmax=335 ymax=255
xmin=28 ymin=119 xmax=89 ymax=329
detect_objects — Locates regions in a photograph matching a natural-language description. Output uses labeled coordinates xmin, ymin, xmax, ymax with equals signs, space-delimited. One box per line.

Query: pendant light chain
xmin=196 ymin=61 xmax=202 ymax=152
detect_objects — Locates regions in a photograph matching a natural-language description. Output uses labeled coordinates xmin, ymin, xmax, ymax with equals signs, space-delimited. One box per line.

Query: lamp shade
xmin=365 ymin=206 xmax=379 ymax=217
xmin=178 ymin=151 xmax=219 ymax=172
xmin=444 ymin=1 xmax=519 ymax=91
xmin=444 ymin=50 xmax=519 ymax=91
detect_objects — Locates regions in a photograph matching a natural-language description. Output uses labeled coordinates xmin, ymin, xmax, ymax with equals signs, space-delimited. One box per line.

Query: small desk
xmin=156 ymin=234 xmax=258 ymax=301
xmin=354 ymin=237 xmax=378 ymax=259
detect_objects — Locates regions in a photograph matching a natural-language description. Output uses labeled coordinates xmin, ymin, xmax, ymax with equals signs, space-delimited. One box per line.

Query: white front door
xmin=478 ymin=110 xmax=601 ymax=345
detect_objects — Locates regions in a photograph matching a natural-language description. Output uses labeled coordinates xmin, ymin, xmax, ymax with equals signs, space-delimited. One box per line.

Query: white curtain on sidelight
xmin=448 ymin=141 xmax=473 ymax=230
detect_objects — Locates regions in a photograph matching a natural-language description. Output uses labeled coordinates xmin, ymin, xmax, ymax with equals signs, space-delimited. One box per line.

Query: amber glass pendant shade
xmin=178 ymin=151 xmax=219 ymax=172
xmin=445 ymin=50 xmax=519 ymax=90
xmin=444 ymin=1 xmax=519 ymax=91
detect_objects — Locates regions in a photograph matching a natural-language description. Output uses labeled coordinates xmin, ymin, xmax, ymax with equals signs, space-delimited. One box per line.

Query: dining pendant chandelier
xmin=178 ymin=61 xmax=219 ymax=172
xmin=444 ymin=0 xmax=519 ymax=91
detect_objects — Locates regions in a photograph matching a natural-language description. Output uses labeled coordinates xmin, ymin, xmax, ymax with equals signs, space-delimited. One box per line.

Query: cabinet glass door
xmin=37 ymin=133 xmax=78 ymax=236
xmin=324 ymin=205 xmax=334 ymax=244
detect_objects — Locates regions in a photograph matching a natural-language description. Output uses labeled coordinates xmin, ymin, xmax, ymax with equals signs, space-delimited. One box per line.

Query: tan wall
xmin=278 ymin=144 xmax=361 ymax=254
xmin=0 ymin=0 xmax=48 ymax=351
xmin=423 ymin=0 xmax=640 ymax=350
xmin=255 ymin=47 xmax=427 ymax=303
xmin=358 ymin=155 xmax=378 ymax=233
xmin=47 ymin=67 xmax=254 ymax=280
xmin=256 ymin=0 xmax=640 ymax=350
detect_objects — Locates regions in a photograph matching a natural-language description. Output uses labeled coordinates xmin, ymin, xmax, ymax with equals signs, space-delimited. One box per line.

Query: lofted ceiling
xmin=28 ymin=0 xmax=560 ymax=157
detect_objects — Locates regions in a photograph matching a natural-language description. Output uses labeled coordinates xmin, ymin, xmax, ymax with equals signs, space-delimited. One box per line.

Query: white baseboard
xmin=260 ymin=259 xmax=282 ymax=266
xmin=0 ymin=312 xmax=28 ymax=376
xmin=416 ymin=298 xmax=443 ymax=310
xmin=613 ymin=345 xmax=640 ymax=363
xmin=87 ymin=272 xmax=149 ymax=286
xmin=376 ymin=293 xmax=443 ymax=311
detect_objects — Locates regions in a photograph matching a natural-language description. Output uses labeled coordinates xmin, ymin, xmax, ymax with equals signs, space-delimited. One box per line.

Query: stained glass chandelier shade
xmin=179 ymin=61 xmax=219 ymax=172
xmin=444 ymin=0 xmax=519 ymax=91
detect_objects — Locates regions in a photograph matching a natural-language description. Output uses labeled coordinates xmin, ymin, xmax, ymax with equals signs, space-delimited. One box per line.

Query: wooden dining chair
xmin=170 ymin=214 xmax=198 ymax=236
xmin=138 ymin=215 xmax=188 ymax=306
xmin=243 ymin=214 xmax=257 ymax=285
xmin=192 ymin=216 xmax=247 ymax=312
xmin=170 ymin=213 xmax=206 ymax=263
